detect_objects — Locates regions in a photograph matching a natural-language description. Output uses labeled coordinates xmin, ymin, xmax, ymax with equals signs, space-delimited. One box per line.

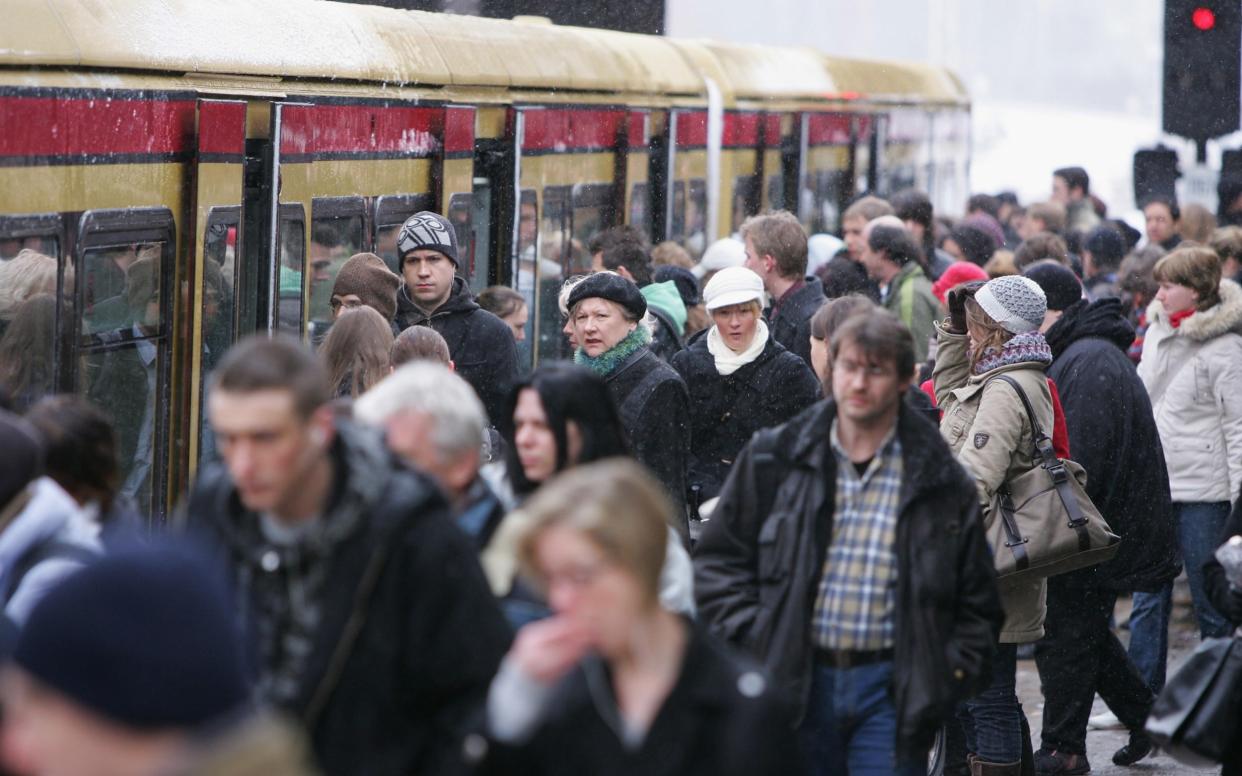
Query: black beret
xmin=654 ymin=265 xmax=702 ymax=307
xmin=566 ymin=272 xmax=647 ymax=320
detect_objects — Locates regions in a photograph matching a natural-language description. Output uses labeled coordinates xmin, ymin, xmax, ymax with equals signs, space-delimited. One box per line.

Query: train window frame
xmin=0 ymin=213 xmax=63 ymax=262
xmin=73 ymin=206 xmax=176 ymax=521
xmin=198 ymin=206 xmax=241 ymax=463
xmin=309 ymin=197 xmax=366 ymax=342
xmin=374 ymin=193 xmax=435 ymax=273
xmin=276 ymin=203 xmax=306 ymax=338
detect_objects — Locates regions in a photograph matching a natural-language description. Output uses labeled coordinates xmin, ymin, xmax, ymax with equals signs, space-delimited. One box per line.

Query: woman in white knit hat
xmin=670 ymin=267 xmax=819 ymax=510
xmin=932 ymin=274 xmax=1056 ymax=775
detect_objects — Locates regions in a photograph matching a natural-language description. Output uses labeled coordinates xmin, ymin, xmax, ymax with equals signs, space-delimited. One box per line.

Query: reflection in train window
xmin=767 ymin=174 xmax=785 ymax=213
xmin=74 ymin=210 xmax=174 ymax=522
xmin=571 ymin=183 xmax=616 ymax=273
xmin=686 ymin=180 xmax=707 ymax=259
xmin=277 ymin=210 xmax=305 ymax=338
xmin=0 ymin=240 xmax=58 ymax=411
xmin=629 ymin=183 xmax=651 ymax=242
xmin=536 ymin=188 xmax=570 ymax=365
xmin=199 ymin=208 xmax=240 ymax=463
xmin=309 ymin=198 xmax=365 ymax=342
xmin=0 ymin=214 xmax=61 ymax=263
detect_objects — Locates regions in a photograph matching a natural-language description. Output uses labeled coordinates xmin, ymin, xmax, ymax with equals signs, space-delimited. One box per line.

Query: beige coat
xmin=933 ymin=324 xmax=1053 ymax=643
xmin=1138 ymin=279 xmax=1242 ymax=505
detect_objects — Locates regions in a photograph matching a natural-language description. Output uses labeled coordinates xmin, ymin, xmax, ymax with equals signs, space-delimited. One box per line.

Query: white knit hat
xmin=975 ymin=275 xmax=1047 ymax=334
xmin=703 ymin=266 xmax=765 ymax=311
xmin=692 ymin=237 xmax=747 ymax=279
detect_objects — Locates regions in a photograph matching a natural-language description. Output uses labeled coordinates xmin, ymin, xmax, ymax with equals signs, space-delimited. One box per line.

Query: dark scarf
xmin=575 ymin=326 xmax=652 ymax=377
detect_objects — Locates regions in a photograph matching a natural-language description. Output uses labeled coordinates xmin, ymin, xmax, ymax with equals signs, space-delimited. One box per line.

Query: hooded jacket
xmin=1044 ymin=298 xmax=1180 ymax=592
xmin=0 ymin=477 xmax=102 ymax=625
xmin=641 ymin=280 xmax=687 ymax=362
xmin=694 ymin=399 xmax=1002 ymax=756
xmin=933 ymin=324 xmax=1053 ymax=644
xmin=185 ymin=423 xmax=511 ymax=776
xmin=670 ymin=330 xmax=819 ymax=501
xmin=395 ymin=277 xmax=519 ymax=426
xmin=1138 ymin=278 xmax=1242 ymax=504
xmin=766 ymin=276 xmax=827 ymax=370
xmin=880 ymin=261 xmax=940 ymax=363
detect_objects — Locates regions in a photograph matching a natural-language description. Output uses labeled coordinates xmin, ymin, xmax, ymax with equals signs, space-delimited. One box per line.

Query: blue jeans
xmin=1177 ymin=501 xmax=1233 ymax=639
xmin=959 ymin=643 xmax=1024 ymax=763
xmin=799 ymin=660 xmax=926 ymax=776
xmin=1128 ymin=583 xmax=1171 ymax=694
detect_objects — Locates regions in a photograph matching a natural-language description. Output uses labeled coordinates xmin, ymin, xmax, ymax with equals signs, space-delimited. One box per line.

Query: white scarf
xmin=707 ymin=319 xmax=769 ymax=376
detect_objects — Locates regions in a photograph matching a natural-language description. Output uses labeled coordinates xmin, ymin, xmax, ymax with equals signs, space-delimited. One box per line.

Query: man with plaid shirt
xmin=695 ymin=309 xmax=1002 ymax=775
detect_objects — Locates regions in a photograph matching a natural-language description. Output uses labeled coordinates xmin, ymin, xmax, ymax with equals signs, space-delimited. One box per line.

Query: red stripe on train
xmin=0 ymin=96 xmax=194 ymax=158
xmin=198 ymin=102 xmax=247 ymax=156
xmin=521 ymin=109 xmax=624 ymax=152
xmin=279 ymin=104 xmax=446 ymax=156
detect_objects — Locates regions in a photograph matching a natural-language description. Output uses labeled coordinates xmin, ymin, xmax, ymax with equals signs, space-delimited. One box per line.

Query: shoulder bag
xmin=1146 ymin=632 xmax=1242 ymax=766
xmin=985 ymin=375 xmax=1120 ymax=583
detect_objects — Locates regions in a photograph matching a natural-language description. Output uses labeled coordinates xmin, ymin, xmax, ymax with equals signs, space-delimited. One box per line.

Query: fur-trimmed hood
xmin=1147 ymin=278 xmax=1242 ymax=342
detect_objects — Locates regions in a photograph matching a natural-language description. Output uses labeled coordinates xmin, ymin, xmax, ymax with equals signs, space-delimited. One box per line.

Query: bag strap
xmin=989 ymin=375 xmax=1092 ymax=546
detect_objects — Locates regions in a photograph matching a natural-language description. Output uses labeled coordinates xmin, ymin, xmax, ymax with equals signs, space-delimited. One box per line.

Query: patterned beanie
xmin=974 ymin=275 xmax=1047 ymax=334
xmin=397 ymin=211 xmax=459 ymax=267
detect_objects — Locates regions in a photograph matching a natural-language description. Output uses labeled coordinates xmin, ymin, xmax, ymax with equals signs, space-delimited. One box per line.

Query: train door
xmin=186 ymin=99 xmax=247 ymax=474
xmin=798 ymin=113 xmax=853 ymax=236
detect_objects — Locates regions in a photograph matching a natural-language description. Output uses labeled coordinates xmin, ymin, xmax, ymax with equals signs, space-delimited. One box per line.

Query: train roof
xmin=3 ymin=0 xmax=967 ymax=106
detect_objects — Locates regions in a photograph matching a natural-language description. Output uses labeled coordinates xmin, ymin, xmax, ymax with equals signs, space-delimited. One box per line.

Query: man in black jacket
xmin=393 ymin=211 xmax=518 ymax=425
xmin=695 ymin=308 xmax=1002 ymax=773
xmin=741 ymin=211 xmax=826 ymax=369
xmin=1024 ymin=263 xmax=1177 ymax=773
xmin=185 ymin=336 xmax=511 ymax=776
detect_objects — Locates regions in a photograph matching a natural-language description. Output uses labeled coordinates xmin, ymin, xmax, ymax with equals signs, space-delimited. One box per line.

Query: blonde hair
xmin=651 ymin=241 xmax=694 ymax=269
xmin=739 ymin=211 xmax=808 ymax=279
xmin=1154 ymin=245 xmax=1222 ymax=310
xmin=964 ymin=296 xmax=1013 ymax=369
xmin=1178 ymin=203 xmax=1217 ymax=244
xmin=517 ymin=458 xmax=670 ymax=605
xmin=0 ymin=250 xmax=57 ymax=321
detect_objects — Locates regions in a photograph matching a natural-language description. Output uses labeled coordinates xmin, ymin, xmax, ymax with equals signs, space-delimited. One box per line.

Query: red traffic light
xmin=1193 ymin=6 xmax=1216 ymax=30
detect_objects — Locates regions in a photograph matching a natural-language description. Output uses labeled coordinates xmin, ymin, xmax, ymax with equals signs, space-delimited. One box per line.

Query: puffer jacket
xmin=1137 ymin=278 xmax=1242 ymax=504
xmin=933 ymin=325 xmax=1053 ymax=644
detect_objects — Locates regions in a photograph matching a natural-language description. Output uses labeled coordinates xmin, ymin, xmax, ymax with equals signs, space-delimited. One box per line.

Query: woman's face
xmin=514 ymin=389 xmax=558 ymax=483
xmin=710 ymin=302 xmax=759 ymax=352
xmin=502 ymin=303 xmax=528 ymax=343
xmin=534 ymin=525 xmax=647 ymax=656
xmin=1156 ymin=280 xmax=1199 ymax=315
xmin=809 ymin=335 xmax=830 ymax=389
xmin=572 ymin=298 xmax=635 ymax=357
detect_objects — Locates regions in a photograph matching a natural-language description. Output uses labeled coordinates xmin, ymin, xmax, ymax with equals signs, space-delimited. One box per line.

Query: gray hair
xmin=353 ymin=362 xmax=487 ymax=461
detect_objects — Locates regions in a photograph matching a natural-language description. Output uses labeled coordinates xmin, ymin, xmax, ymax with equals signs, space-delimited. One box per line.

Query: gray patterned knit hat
xmin=974 ymin=275 xmax=1047 ymax=333
xmin=397 ymin=211 xmax=458 ymax=267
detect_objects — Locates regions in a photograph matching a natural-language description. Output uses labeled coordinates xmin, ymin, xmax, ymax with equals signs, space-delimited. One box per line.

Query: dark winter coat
xmin=648 ymin=305 xmax=685 ymax=363
xmin=395 ymin=277 xmax=519 ymax=426
xmin=185 ymin=424 xmax=511 ymax=776
xmin=694 ymin=399 xmax=1003 ymax=756
xmin=670 ymin=331 xmax=819 ymax=501
xmin=472 ymin=624 xmax=804 ymax=776
xmin=766 ymin=276 xmax=827 ymax=369
xmin=1044 ymin=298 xmax=1181 ymax=593
xmin=605 ymin=347 xmax=691 ymax=540
xmin=1203 ymin=494 xmax=1242 ymax=624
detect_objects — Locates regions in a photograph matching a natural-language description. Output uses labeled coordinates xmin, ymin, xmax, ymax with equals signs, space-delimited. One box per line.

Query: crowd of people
xmin=0 ymin=167 xmax=1240 ymax=776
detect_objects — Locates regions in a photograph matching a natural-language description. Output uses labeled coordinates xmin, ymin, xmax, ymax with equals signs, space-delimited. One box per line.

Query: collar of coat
xmin=1146 ymin=278 xmax=1242 ymax=342
xmin=777 ymin=397 xmax=965 ymax=501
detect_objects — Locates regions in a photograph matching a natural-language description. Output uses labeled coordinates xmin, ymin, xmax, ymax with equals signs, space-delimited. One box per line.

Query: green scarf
xmin=574 ymin=326 xmax=651 ymax=376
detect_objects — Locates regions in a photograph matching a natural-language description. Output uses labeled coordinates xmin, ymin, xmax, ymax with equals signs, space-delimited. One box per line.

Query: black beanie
xmin=566 ymin=272 xmax=648 ymax=320
xmin=654 ymin=265 xmax=702 ymax=307
xmin=397 ymin=211 xmax=459 ymax=267
xmin=14 ymin=542 xmax=250 ymax=730
xmin=1023 ymin=261 xmax=1083 ymax=312
xmin=0 ymin=409 xmax=43 ymax=510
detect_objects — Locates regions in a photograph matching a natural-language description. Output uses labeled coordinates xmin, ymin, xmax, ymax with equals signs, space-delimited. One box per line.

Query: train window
xmin=374 ymin=194 xmax=435 ymax=273
xmin=767 ymin=174 xmax=785 ymax=213
xmin=199 ymin=208 xmax=240 ymax=463
xmin=669 ymin=181 xmax=687 ymax=246
xmin=309 ymin=198 xmax=365 ymax=343
xmin=571 ymin=183 xmax=616 ymax=274
xmin=277 ymin=206 xmax=305 ymax=338
xmin=629 ymin=183 xmax=651 ymax=242
xmin=514 ymin=190 xmax=539 ymax=369
xmin=0 ymin=214 xmax=62 ymax=262
xmin=731 ymin=177 xmax=760 ymax=234
xmin=686 ymin=180 xmax=707 ymax=259
xmin=536 ymin=187 xmax=570 ymax=364
xmin=0 ymin=223 xmax=60 ymax=412
xmin=810 ymin=170 xmax=847 ymax=236
xmin=447 ymin=193 xmax=487 ymax=295
xmin=74 ymin=207 xmax=175 ymax=521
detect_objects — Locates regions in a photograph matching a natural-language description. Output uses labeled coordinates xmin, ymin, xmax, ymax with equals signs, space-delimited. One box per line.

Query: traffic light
xmin=1133 ymin=146 xmax=1181 ymax=207
xmin=1163 ymin=1 xmax=1241 ymax=141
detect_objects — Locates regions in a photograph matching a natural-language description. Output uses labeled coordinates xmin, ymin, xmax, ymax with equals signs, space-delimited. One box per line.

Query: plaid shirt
xmin=812 ymin=421 xmax=903 ymax=651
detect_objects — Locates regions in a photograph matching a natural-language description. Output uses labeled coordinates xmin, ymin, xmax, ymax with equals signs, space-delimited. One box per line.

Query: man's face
xmin=1017 ymin=216 xmax=1044 ymax=242
xmin=1144 ymin=203 xmax=1176 ymax=245
xmin=383 ymin=410 xmax=476 ymax=499
xmin=742 ymin=236 xmax=771 ymax=287
xmin=1051 ymin=175 xmax=1071 ymax=204
xmin=842 ymin=216 xmax=867 ymax=260
xmin=1 ymin=669 xmax=180 ymax=776
xmin=329 ymin=293 xmax=364 ymax=320
xmin=402 ymin=249 xmax=456 ymax=310
xmin=831 ymin=341 xmax=909 ymax=426
xmin=859 ymin=239 xmax=886 ymax=281
xmin=208 ymin=388 xmax=328 ymax=516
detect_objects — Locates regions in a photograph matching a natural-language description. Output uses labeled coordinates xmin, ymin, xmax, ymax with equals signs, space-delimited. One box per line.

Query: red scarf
xmin=1169 ymin=308 xmax=1196 ymax=329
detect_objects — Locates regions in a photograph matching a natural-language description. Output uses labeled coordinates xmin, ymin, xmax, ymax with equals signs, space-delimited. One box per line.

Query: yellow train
xmin=0 ymin=0 xmax=970 ymax=518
